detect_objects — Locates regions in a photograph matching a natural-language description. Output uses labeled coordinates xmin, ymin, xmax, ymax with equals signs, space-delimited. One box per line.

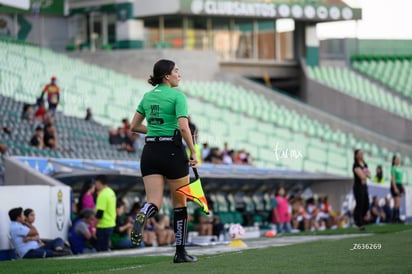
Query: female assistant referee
xmin=129 ymin=59 xmax=198 ymax=263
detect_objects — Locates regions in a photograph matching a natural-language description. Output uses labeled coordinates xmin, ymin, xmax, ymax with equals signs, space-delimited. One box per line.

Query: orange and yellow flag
xmin=176 ymin=168 xmax=209 ymax=214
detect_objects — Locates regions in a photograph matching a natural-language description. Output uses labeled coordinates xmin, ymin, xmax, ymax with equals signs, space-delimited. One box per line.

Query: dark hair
xmin=9 ymin=207 xmax=23 ymax=221
xmin=116 ymin=199 xmax=125 ymax=209
xmin=275 ymin=186 xmax=285 ymax=197
xmin=23 ymin=208 xmax=33 ymax=218
xmin=128 ymin=202 xmax=141 ymax=215
xmin=392 ymin=155 xmax=398 ymax=167
xmin=95 ymin=175 xmax=108 ymax=185
xmin=79 ymin=208 xmax=95 ymax=219
xmin=354 ymin=149 xmax=361 ymax=163
xmin=376 ymin=165 xmax=383 ymax=181
xmin=148 ymin=59 xmax=175 ymax=86
xmin=77 ymin=179 xmax=95 ymax=212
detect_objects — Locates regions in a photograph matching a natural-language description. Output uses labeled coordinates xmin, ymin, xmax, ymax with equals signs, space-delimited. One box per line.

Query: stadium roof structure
xmin=14 ymin=156 xmax=351 ymax=195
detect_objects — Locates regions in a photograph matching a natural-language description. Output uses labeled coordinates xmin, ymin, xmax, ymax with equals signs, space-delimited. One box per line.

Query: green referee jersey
xmin=391 ymin=166 xmax=403 ymax=184
xmin=137 ymin=84 xmax=188 ymax=137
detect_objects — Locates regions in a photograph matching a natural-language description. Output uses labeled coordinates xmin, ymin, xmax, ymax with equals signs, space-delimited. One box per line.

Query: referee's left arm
xmin=130 ymin=112 xmax=147 ymax=134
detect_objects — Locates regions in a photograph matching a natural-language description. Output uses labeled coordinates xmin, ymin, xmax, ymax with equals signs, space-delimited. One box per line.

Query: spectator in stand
xmin=34 ymin=101 xmax=49 ymax=125
xmin=94 ymin=175 xmax=116 ymax=252
xmin=373 ymin=165 xmax=384 ymax=184
xmin=305 ymin=197 xmax=321 ymax=231
xmin=128 ymin=202 xmax=142 ymax=221
xmin=222 ymin=149 xmax=235 ymax=165
xmin=143 ymin=218 xmax=157 ymax=246
xmin=201 ymin=143 xmax=210 ymax=161
xmin=125 ymin=133 xmax=139 ymax=153
xmin=30 ymin=126 xmax=44 ymax=148
xmin=122 ymin=118 xmax=130 ymax=130
xmin=21 ymin=103 xmax=34 ymax=123
xmin=390 ymin=155 xmax=405 ymax=223
xmin=85 ymin=108 xmax=93 ymax=121
xmin=8 ymin=207 xmax=69 ymax=259
xmin=192 ymin=206 xmax=213 ymax=236
xmin=291 ymin=196 xmax=308 ymax=231
xmin=204 ymin=147 xmax=223 ymax=164
xmin=353 ymin=149 xmax=371 ymax=231
xmin=0 ymin=143 xmax=8 ymax=157
xmin=271 ymin=187 xmax=291 ymax=233
xmin=68 ymin=208 xmax=96 ymax=254
xmin=41 ymin=76 xmax=60 ymax=116
xmin=382 ymin=197 xmax=392 ymax=223
xmin=43 ymin=123 xmax=57 ymax=150
xmin=152 ymin=214 xmax=175 ymax=246
xmin=111 ymin=200 xmax=135 ymax=249
xmin=369 ymin=196 xmax=386 ymax=224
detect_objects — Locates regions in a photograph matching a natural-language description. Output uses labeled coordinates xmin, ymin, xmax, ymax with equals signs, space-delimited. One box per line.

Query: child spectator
xmin=271 ymin=187 xmax=292 ymax=233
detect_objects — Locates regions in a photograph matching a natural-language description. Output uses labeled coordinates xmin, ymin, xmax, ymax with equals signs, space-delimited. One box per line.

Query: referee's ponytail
xmin=148 ymin=59 xmax=175 ymax=86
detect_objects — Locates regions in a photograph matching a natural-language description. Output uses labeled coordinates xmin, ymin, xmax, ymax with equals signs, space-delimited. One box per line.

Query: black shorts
xmin=390 ymin=184 xmax=405 ymax=197
xmin=140 ymin=142 xmax=189 ymax=179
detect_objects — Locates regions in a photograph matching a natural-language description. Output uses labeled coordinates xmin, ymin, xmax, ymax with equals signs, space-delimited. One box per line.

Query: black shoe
xmin=131 ymin=213 xmax=146 ymax=247
xmin=359 ymin=226 xmax=366 ymax=231
xmin=173 ymin=252 xmax=198 ymax=263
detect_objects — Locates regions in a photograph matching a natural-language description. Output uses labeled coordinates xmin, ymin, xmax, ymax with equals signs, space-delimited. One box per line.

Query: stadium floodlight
xmin=0 ymin=0 xmax=30 ymax=10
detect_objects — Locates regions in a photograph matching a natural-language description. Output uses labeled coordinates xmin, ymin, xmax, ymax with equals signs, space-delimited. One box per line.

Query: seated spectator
xmin=305 ymin=197 xmax=321 ymax=231
xmin=128 ymin=201 xmax=141 ymax=221
xmin=382 ymin=197 xmax=392 ymax=223
xmin=204 ymin=147 xmax=223 ymax=164
xmin=192 ymin=206 xmax=213 ymax=236
xmin=125 ymin=133 xmax=139 ymax=153
xmin=77 ymin=180 xmax=96 ymax=234
xmin=201 ymin=143 xmax=210 ymax=161
xmin=30 ymin=126 xmax=44 ymax=148
xmin=23 ymin=208 xmax=44 ymax=245
xmin=222 ymin=149 xmax=235 ymax=165
xmin=111 ymin=200 xmax=135 ymax=249
xmin=152 ymin=214 xmax=175 ymax=246
xmin=291 ymin=196 xmax=308 ymax=231
xmin=0 ymin=143 xmax=8 ymax=157
xmin=370 ymin=196 xmax=386 ymax=224
xmin=122 ymin=118 xmax=130 ymax=130
xmin=43 ymin=123 xmax=57 ymax=149
xmin=8 ymin=207 xmax=69 ymax=259
xmin=68 ymin=208 xmax=96 ymax=254
xmin=21 ymin=103 xmax=34 ymax=123
xmin=34 ymin=101 xmax=49 ymax=125
xmin=142 ymin=218 xmax=157 ymax=246
xmin=85 ymin=108 xmax=93 ymax=121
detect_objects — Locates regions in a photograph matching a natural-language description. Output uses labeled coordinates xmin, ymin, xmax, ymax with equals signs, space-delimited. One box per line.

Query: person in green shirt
xmin=390 ymin=155 xmax=404 ymax=223
xmin=129 ymin=59 xmax=198 ymax=263
xmin=94 ymin=175 xmax=116 ymax=251
xmin=372 ymin=165 xmax=384 ymax=184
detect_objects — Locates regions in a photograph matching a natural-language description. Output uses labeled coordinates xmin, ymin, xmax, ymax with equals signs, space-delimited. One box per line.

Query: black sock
xmin=174 ymin=207 xmax=188 ymax=254
xmin=140 ymin=203 xmax=158 ymax=218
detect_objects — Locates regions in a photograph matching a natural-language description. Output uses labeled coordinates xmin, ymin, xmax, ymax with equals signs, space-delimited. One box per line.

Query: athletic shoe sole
xmin=131 ymin=213 xmax=146 ymax=247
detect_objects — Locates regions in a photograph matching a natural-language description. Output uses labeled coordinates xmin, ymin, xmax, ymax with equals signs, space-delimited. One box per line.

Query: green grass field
xmin=1 ymin=224 xmax=411 ymax=274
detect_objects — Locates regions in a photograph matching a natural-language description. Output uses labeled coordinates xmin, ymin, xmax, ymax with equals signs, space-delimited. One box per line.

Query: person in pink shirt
xmin=77 ymin=180 xmax=96 ymax=235
xmin=271 ymin=186 xmax=292 ymax=233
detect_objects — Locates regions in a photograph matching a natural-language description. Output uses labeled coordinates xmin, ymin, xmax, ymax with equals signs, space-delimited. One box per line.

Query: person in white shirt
xmin=8 ymin=207 xmax=68 ymax=259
